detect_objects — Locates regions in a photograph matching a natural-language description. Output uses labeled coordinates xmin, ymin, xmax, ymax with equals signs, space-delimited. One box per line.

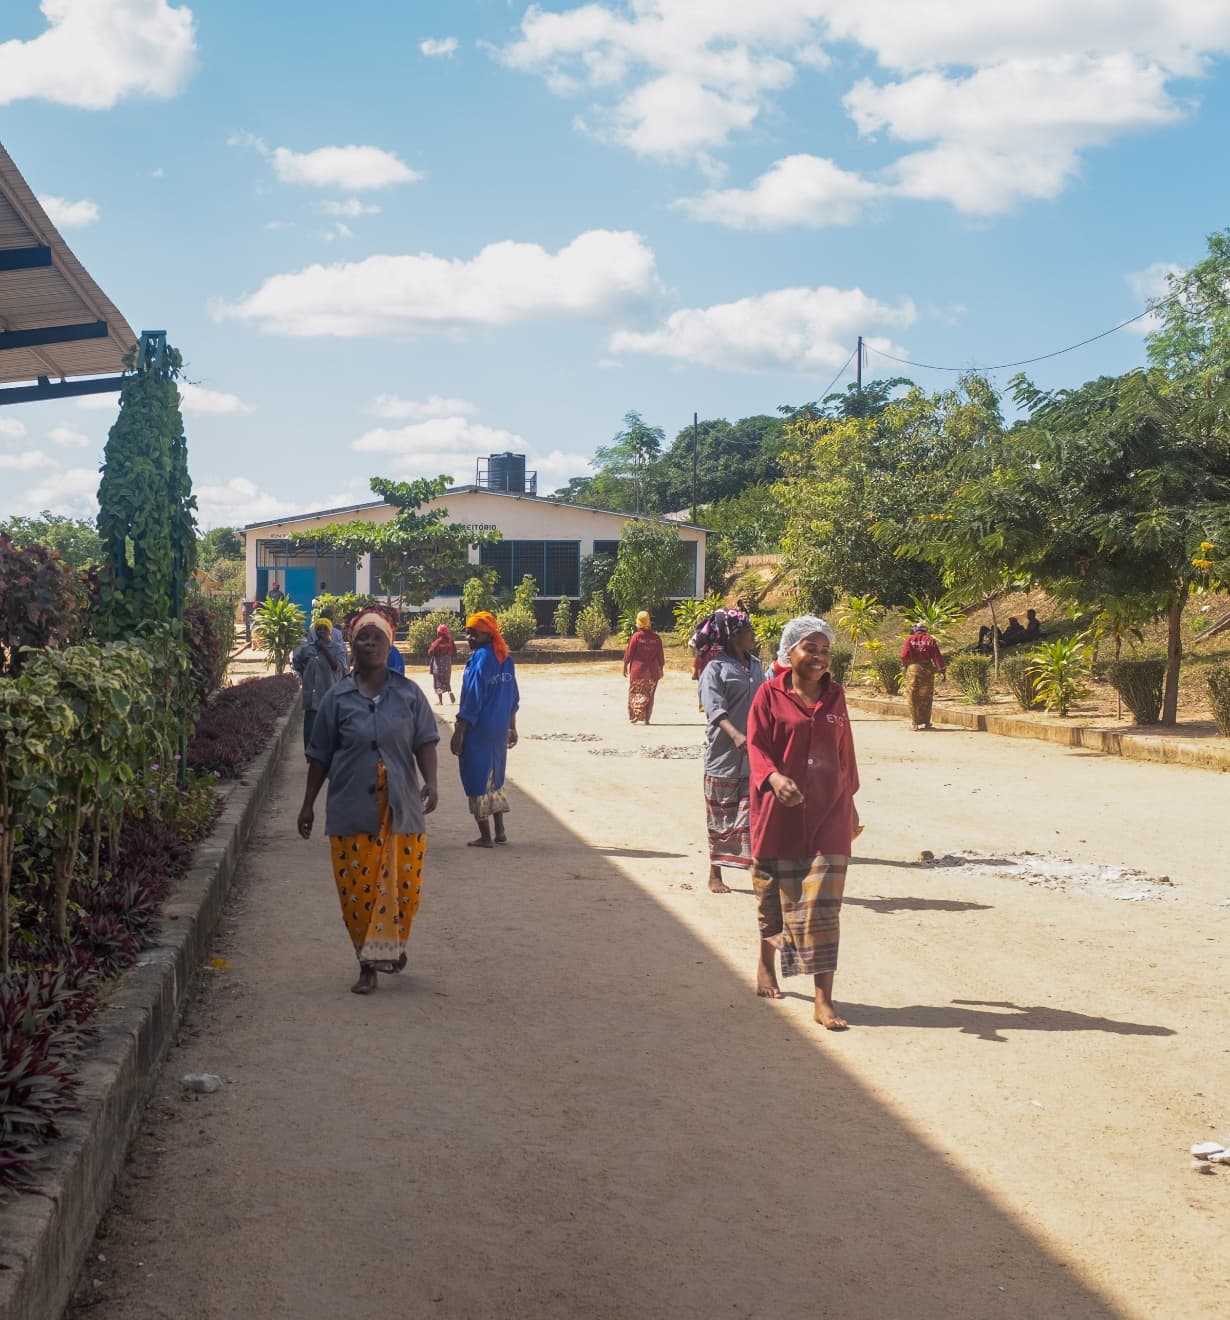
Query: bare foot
xmin=756 ymin=970 xmax=784 ymax=999
xmin=494 ymin=833 xmax=508 ymax=845
xmin=467 ymin=837 xmax=495 ymax=848
xmin=814 ymin=1002 xmax=848 ymax=1030
xmin=350 ymin=965 xmax=378 ymax=995
xmin=708 ymin=876 xmax=732 ymax=894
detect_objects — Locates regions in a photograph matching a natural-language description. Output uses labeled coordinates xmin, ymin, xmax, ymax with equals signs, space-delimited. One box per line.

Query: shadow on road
xmin=845 ymin=894 xmax=993 ymax=914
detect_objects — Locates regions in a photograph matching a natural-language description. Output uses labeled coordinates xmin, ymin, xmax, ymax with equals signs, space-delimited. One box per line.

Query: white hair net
xmin=777 ymin=614 xmax=836 ymax=665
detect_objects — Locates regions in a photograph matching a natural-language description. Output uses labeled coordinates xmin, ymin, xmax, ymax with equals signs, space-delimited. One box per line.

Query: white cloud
xmin=37 ymin=194 xmax=101 ymax=228
xmin=178 ymin=382 xmax=255 ymax=415
xmin=0 ymin=449 xmax=56 ymax=471
xmin=321 ymin=222 xmax=356 ymax=242
xmin=321 ymin=198 xmax=381 ymax=217
xmin=0 ymin=0 xmax=197 ymax=109
xmin=673 ymin=154 xmax=881 ymax=229
xmin=48 ymin=424 xmax=91 ymax=447
xmin=264 ymin=220 xmax=295 ymax=231
xmin=193 ymin=477 xmax=301 ymax=527
xmin=214 ymin=229 xmax=660 ymax=337
xmin=496 ymin=1 xmax=1230 ymax=212
xmin=230 ymin=132 xmax=422 ymax=191
xmin=0 ymin=418 xmax=27 ymax=439
xmin=272 ymin=144 xmax=420 ymax=191
xmin=366 ymin=394 xmax=478 ymax=421
xmin=76 ymin=394 xmax=123 ymax=411
xmin=350 ymin=417 xmax=589 ymax=489
xmin=11 ymin=466 xmax=99 ymax=518
xmin=609 ymin=284 xmax=915 ymax=373
xmin=1125 ymin=261 xmax=1184 ymax=336
xmin=420 ymin=36 xmax=459 ymax=58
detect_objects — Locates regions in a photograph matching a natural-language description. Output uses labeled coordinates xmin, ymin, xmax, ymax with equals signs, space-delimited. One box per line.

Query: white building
xmin=243 ymin=454 xmax=707 ymax=617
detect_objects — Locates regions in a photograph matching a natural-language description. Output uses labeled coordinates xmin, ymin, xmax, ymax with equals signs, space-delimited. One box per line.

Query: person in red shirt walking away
xmin=900 ymin=622 xmax=946 ymax=730
xmin=747 ymin=615 xmax=859 ymax=1029
xmin=622 ymin=609 xmax=666 ymax=723
xmin=427 ymin=623 xmax=457 ymax=705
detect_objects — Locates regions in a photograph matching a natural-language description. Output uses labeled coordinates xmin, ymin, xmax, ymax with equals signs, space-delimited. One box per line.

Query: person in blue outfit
xmin=450 ymin=610 xmax=519 ymax=848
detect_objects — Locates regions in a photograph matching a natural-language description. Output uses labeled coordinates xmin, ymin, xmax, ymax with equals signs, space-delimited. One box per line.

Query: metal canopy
xmin=0 ymin=140 xmax=137 ymax=399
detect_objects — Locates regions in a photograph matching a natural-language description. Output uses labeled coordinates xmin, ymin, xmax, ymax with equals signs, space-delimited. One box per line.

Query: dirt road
xmin=69 ymin=665 xmax=1230 ymax=1319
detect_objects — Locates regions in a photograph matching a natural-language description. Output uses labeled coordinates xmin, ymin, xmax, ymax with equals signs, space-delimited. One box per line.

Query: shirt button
xmin=807 ymin=758 xmax=814 ymax=765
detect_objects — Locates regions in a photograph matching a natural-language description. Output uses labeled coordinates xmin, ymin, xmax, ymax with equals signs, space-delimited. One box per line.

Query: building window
xmin=592 ymin=539 xmax=620 ymax=561
xmin=479 ymin=540 xmax=580 ymax=596
xmin=678 ymin=540 xmax=698 ymax=596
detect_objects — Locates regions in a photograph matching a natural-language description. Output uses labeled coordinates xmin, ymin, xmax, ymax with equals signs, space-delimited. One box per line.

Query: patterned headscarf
xmin=311 ymin=617 xmax=333 ymax=635
xmin=436 ymin=623 xmax=452 ymax=636
xmin=466 ymin=611 xmax=509 ymax=663
xmin=776 ymin=614 xmax=836 ymax=666
xmin=690 ymin=607 xmax=752 ymax=652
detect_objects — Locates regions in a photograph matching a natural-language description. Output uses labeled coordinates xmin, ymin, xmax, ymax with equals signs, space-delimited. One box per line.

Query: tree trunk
xmin=989 ymin=599 xmax=1000 ymax=674
xmin=91 ymin=803 xmax=104 ymax=884
xmin=54 ymin=785 xmax=84 ymax=942
xmin=1162 ymin=584 xmax=1188 ymax=726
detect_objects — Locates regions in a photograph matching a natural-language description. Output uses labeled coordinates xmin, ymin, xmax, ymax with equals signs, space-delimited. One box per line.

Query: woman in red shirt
xmin=747 ymin=615 xmax=859 ymax=1029
xmin=899 ymin=623 xmax=946 ymax=730
xmin=622 ymin=610 xmax=666 ymax=724
xmin=427 ymin=623 xmax=458 ymax=705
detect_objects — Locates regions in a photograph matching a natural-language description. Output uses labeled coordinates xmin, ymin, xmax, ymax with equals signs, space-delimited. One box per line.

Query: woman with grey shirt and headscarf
xmin=696 ymin=608 xmax=765 ymax=894
xmin=747 ymin=615 xmax=859 ymax=1029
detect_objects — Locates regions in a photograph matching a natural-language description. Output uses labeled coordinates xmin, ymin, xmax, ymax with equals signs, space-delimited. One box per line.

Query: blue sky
xmin=2 ymin=0 xmax=1229 ymax=528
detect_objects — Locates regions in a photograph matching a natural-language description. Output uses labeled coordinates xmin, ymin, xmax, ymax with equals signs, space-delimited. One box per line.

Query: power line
xmin=862 ymin=273 xmax=1201 ymax=376
xmin=817 ymin=345 xmax=859 ymax=400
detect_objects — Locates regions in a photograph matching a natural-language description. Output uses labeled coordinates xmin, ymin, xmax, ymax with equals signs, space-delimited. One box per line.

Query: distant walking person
xmin=292 ymin=617 xmax=343 ymax=753
xmin=451 ymin=612 xmax=519 ymax=848
xmin=297 ymin=608 xmax=439 ymax=995
xmin=623 ymin=610 xmax=666 ymax=723
xmin=747 ymin=615 xmax=859 ymax=1029
xmin=428 ymin=624 xmax=458 ymax=705
xmin=900 ymin=623 xmax=946 ymax=731
xmin=697 ymin=608 xmax=765 ymax=894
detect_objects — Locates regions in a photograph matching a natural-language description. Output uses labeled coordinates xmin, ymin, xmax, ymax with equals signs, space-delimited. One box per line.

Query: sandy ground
xmin=66 ymin=664 xmax=1230 ymax=1320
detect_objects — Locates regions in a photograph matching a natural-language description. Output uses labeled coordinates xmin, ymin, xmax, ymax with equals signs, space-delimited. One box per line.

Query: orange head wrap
xmin=466 ymin=611 xmax=509 ymax=663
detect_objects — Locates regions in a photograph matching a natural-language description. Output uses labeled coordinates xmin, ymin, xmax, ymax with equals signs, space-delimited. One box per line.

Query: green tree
xmin=1000 ymin=366 xmax=1230 ymax=724
xmin=199 ymin=526 xmax=243 ymax=566
xmin=607 ymin=521 xmax=689 ymax=616
xmin=0 ymin=512 xmax=103 ymax=569
xmin=776 ymin=381 xmax=987 ymax=609
xmin=96 ymin=343 xmax=198 ymax=637
xmin=292 ymin=475 xmax=499 ymax=608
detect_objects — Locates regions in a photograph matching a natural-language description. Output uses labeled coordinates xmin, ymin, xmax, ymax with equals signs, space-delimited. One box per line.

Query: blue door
xmin=282 ymin=567 xmax=317 ymax=617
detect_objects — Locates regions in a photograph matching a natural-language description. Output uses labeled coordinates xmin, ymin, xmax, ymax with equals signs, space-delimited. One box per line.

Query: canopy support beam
xmin=0 ymin=373 xmax=126 ymax=406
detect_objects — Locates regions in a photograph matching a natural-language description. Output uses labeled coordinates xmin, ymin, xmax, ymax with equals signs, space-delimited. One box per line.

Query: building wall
xmin=244 ymin=490 xmax=707 ymax=613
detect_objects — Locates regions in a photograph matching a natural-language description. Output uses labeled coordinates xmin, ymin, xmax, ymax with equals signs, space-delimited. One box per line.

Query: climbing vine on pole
xmin=96 ymin=335 xmax=198 ymax=638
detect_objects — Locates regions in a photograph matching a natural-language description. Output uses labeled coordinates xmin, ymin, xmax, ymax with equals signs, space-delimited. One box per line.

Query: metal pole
xmin=857 ymin=335 xmax=863 ymax=390
xmin=691 ymin=412 xmax=699 ymax=524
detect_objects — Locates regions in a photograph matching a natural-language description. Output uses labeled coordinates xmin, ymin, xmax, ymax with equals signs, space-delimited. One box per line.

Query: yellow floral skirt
xmin=329 ymin=763 xmax=426 ymax=967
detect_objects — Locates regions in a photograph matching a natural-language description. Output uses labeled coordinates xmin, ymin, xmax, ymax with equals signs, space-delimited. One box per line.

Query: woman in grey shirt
xmin=696 ymin=608 xmax=765 ymax=894
xmin=297 ymin=608 xmax=439 ymax=995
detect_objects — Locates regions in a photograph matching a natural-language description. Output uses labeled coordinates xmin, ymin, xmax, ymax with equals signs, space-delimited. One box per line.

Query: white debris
xmin=182 ymin=1072 xmax=223 ymax=1094
xmin=1191 ymin=1142 xmax=1224 ymax=1159
xmin=920 ymin=851 xmax=1175 ymax=901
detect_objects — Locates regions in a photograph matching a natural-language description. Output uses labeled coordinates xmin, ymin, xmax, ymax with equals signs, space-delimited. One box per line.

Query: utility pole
xmin=691 ymin=411 xmax=699 ymax=524
xmin=856 ymin=335 xmax=863 ymax=390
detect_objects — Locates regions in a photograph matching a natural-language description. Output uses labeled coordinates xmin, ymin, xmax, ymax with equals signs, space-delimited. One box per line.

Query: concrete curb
xmin=0 ymin=696 xmax=301 ymax=1320
xmin=845 ymin=693 xmax=1230 ymax=772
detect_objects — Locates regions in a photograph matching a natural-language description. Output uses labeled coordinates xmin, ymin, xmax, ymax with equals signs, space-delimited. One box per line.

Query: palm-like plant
xmin=899 ymin=593 xmax=963 ymax=644
xmin=253 ymin=597 xmax=306 ymax=675
xmin=1026 ymin=635 xmax=1092 ymax=716
xmin=837 ymin=593 xmax=884 ymax=666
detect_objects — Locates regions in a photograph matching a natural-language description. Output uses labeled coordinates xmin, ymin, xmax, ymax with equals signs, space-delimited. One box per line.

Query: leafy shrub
xmin=0 ymin=532 xmax=83 ymax=675
xmin=183 ymin=600 xmax=230 ymax=707
xmin=829 ymin=647 xmax=853 ymax=686
xmin=616 ymin=610 xmax=637 ymax=643
xmin=1001 ymin=655 xmax=1043 ymax=711
xmin=405 ymin=610 xmax=462 ymax=654
xmin=498 ymin=604 xmax=537 ymax=652
xmin=949 ymin=653 xmax=993 ymax=704
xmin=513 ymin=574 xmax=538 ymax=611
xmin=253 ymin=597 xmax=306 ymax=674
xmin=673 ymin=593 xmax=722 ymax=645
xmin=579 ymin=552 xmax=615 ymax=605
xmin=1027 ymin=636 xmax=1092 ymax=716
xmin=1105 ymin=658 xmax=1166 ymax=725
xmin=873 ymin=656 xmax=903 ymax=695
xmin=461 ymin=571 xmax=498 ymax=620
xmin=576 ymin=594 xmax=612 ymax=649
xmin=1206 ymin=663 xmax=1230 ymax=735
xmin=186 ymin=674 xmax=299 ymax=778
xmin=553 ymin=597 xmax=572 ymax=637
xmin=312 ymin=592 xmax=380 ymax=625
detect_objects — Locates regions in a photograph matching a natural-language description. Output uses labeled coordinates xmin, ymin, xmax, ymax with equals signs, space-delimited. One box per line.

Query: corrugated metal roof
xmin=0 ymin=141 xmax=137 ymax=385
